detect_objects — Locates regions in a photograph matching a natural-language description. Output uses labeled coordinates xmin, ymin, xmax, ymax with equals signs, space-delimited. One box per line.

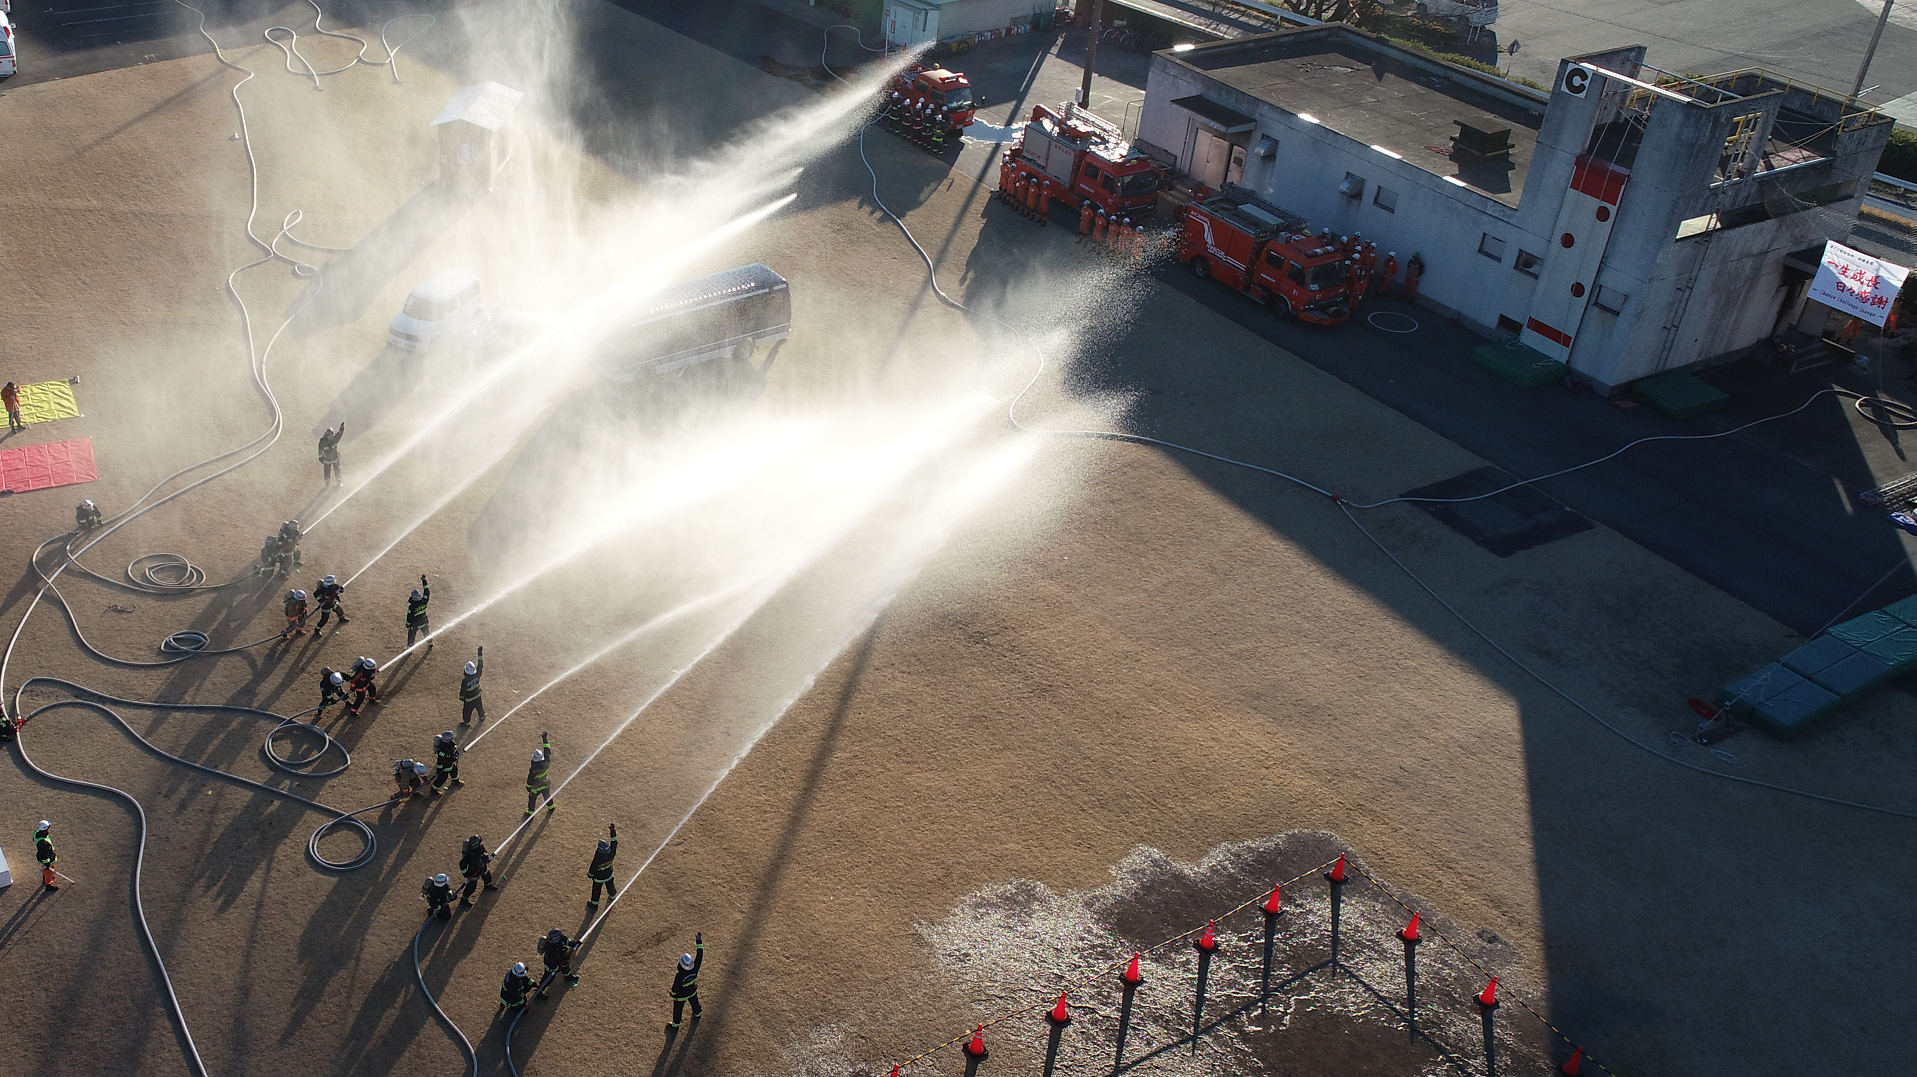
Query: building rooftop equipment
xmin=1173 ymin=29 xmax=1545 ymax=205
xmin=1199 ymin=181 xmax=1309 ymax=236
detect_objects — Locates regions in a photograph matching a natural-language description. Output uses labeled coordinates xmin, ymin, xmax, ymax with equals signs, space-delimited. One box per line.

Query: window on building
xmin=1513 ymin=250 xmax=1541 ymax=276
xmin=1340 ymin=172 xmax=1365 ymax=199
xmin=1478 ymin=233 xmax=1506 ymax=261
xmin=1595 ymin=286 xmax=1629 ymax=313
xmin=1373 ymin=186 xmax=1397 ymax=212
xmin=1496 ymin=315 xmax=1524 ymax=337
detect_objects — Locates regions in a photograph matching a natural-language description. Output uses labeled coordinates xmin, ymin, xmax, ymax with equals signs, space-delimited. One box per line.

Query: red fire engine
xmin=893 ymin=64 xmax=977 ymax=129
xmin=1178 ymin=183 xmax=1361 ymax=325
xmin=1000 ymin=103 xmax=1164 ymax=220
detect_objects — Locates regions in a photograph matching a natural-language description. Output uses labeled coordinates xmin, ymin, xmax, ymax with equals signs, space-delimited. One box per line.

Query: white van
xmin=388 ymin=271 xmax=482 ymax=351
xmin=1 ymin=7 xmax=18 ymax=81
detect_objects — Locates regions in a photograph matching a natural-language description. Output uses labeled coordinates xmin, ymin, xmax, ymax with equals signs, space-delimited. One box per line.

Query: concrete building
xmin=1136 ymin=26 xmax=1898 ymax=390
xmin=882 ymin=0 xmax=1056 ymax=48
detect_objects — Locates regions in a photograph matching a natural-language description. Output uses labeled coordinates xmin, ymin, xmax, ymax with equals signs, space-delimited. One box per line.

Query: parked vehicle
xmin=893 ymin=64 xmax=976 ymax=129
xmin=1177 ymin=183 xmax=1361 ymax=325
xmin=388 ymin=271 xmax=483 ymax=351
xmin=1 ymin=6 xmax=18 ymax=81
xmin=1410 ymin=0 xmax=1498 ymax=28
xmin=999 ymin=102 xmax=1164 ymax=220
xmin=592 ymin=263 xmax=790 ymax=382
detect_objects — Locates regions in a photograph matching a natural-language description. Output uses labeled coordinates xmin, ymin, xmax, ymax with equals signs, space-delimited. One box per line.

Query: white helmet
xmin=82 ymin=500 xmax=95 ymax=511
xmin=294 ymin=589 xmax=307 ymax=601
xmin=38 ymin=820 xmax=51 ymax=831
xmin=321 ymin=575 xmax=337 ymax=587
xmin=439 ymin=730 xmax=455 ymax=742
xmin=410 ymin=589 xmax=423 ymax=603
xmin=328 ymin=671 xmax=344 ymax=686
xmin=464 ymin=661 xmax=477 ymax=675
xmin=511 ymin=962 xmax=527 ymax=976
xmin=414 ymin=761 xmax=429 ymax=777
xmin=434 ymin=873 xmax=448 ymax=886
xmin=679 ymin=953 xmax=695 ymax=970
xmin=532 ymin=749 xmax=545 ymax=763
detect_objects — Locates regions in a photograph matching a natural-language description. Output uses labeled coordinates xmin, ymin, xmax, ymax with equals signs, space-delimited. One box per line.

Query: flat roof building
xmin=1138 ymin=26 xmax=1898 ymax=391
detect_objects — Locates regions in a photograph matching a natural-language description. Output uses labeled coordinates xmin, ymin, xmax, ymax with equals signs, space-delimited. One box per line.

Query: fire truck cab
xmin=1179 ymin=183 xmax=1359 ymax=325
xmin=1008 ymin=103 xmax=1163 ymax=218
xmin=895 ymin=65 xmax=976 ymax=128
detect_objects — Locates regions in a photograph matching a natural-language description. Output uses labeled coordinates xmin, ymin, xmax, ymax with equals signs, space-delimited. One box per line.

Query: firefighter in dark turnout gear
xmin=459 ymin=647 xmax=484 ymax=724
xmin=314 ymin=575 xmax=348 ymax=631
xmin=668 ymin=934 xmax=704 ymax=1028
xmin=457 ymin=835 xmax=497 ymax=905
xmin=535 ymin=928 xmax=581 ymax=995
xmin=318 ymin=423 xmax=344 ymax=485
xmin=525 ymin=733 xmax=553 ymax=817
xmin=499 ymin=962 xmax=533 ymax=1014
xmin=421 ymin=873 xmax=455 ymax=921
xmin=431 ymin=730 xmax=463 ymax=793
xmin=587 ymin=823 xmax=617 ymax=907
xmin=346 ymin=657 xmax=381 ymax=715
xmin=35 ymin=820 xmax=59 ymax=891
xmin=405 ymin=575 xmax=431 ymax=648
xmin=317 ymin=668 xmax=347 ymax=716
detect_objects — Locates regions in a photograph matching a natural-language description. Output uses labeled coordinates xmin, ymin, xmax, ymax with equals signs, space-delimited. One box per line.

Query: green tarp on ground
xmin=1882 ymin=593 xmax=1917 ymax=629
xmin=1806 ymin=649 xmax=1899 ymax=702
xmin=1779 ymin=634 xmax=1858 ymax=677
xmin=1630 ymin=372 xmax=1729 ymax=419
xmin=1750 ymin=678 xmax=1843 ymax=739
xmin=1470 ymin=341 xmax=1566 ymax=389
xmin=1828 ymin=609 xmax=1907 ymax=649
xmin=1857 ymin=624 xmax=1917 ymax=672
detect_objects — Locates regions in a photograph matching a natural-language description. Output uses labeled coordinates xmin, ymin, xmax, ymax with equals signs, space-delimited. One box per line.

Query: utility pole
xmin=1852 ymin=0 xmax=1896 ymax=98
xmin=1079 ymin=0 xmax=1105 ymax=113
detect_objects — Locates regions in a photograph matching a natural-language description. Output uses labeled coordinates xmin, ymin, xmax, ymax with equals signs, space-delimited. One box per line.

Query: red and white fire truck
xmin=892 ymin=64 xmax=977 ymax=128
xmin=1000 ymin=103 xmax=1164 ymax=220
xmin=1178 ymin=183 xmax=1361 ymax=325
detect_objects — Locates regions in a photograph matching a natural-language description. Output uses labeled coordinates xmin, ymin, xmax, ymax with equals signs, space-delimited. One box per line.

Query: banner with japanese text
xmin=1808 ymin=241 xmax=1908 ymax=327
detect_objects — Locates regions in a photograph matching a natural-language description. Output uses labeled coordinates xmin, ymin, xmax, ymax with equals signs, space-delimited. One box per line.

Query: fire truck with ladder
xmin=1178 ymin=183 xmax=1361 ymax=325
xmin=1000 ymin=103 xmax=1165 ymax=220
xmin=891 ymin=63 xmax=977 ymax=129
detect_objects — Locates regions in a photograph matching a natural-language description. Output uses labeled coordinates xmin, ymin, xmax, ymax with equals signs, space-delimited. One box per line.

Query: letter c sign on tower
xmin=1561 ymin=64 xmax=1594 ymax=97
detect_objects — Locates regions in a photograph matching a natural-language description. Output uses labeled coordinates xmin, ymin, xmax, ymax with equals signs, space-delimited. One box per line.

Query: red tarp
xmin=0 ymin=437 xmax=98 ymax=494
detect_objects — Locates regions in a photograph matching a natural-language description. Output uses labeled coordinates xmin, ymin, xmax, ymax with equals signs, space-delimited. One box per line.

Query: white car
xmin=1 ymin=7 xmax=18 ymax=81
xmin=388 ymin=270 xmax=482 ymax=351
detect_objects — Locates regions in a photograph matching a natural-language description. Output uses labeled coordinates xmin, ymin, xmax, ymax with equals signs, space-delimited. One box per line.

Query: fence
xmin=887 ymin=853 xmax=1613 ymax=1077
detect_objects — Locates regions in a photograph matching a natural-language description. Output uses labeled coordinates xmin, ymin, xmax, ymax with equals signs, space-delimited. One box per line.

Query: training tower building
xmin=1135 ymin=27 xmax=1897 ymax=392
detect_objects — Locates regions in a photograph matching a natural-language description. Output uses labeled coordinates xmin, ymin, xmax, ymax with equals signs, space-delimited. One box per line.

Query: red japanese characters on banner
xmin=1808 ymin=241 xmax=1909 ymax=327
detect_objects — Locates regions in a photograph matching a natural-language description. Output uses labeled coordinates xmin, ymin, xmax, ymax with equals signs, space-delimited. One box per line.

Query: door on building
xmin=1193 ymin=128 xmax=1232 ymax=188
xmin=1227 ymin=143 xmax=1246 ymax=185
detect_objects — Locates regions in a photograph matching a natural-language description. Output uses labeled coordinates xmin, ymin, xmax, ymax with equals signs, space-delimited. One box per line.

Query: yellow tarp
xmin=15 ymin=380 xmax=81 ymax=425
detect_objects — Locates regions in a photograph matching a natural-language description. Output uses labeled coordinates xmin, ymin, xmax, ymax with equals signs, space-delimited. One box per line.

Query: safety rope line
xmin=1342 ymin=860 xmax=1615 ymax=1077
xmin=889 ymin=858 xmax=1337 ymax=1072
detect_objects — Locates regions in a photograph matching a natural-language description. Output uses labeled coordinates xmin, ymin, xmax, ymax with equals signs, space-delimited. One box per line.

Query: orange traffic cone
xmin=1049 ymin=991 xmax=1070 ymax=1025
xmin=1397 ymin=912 xmax=1420 ymax=944
xmin=1477 ymin=977 xmax=1499 ymax=1008
xmin=963 ymin=1025 xmax=987 ymax=1058
xmin=1262 ymin=883 xmax=1282 ymax=915
xmin=1121 ymin=952 xmax=1142 ymax=985
xmin=1195 ymin=920 xmax=1217 ymax=952
xmin=1561 ymin=1047 xmax=1584 ymax=1075
xmin=1328 ymin=854 xmax=1347 ymax=883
